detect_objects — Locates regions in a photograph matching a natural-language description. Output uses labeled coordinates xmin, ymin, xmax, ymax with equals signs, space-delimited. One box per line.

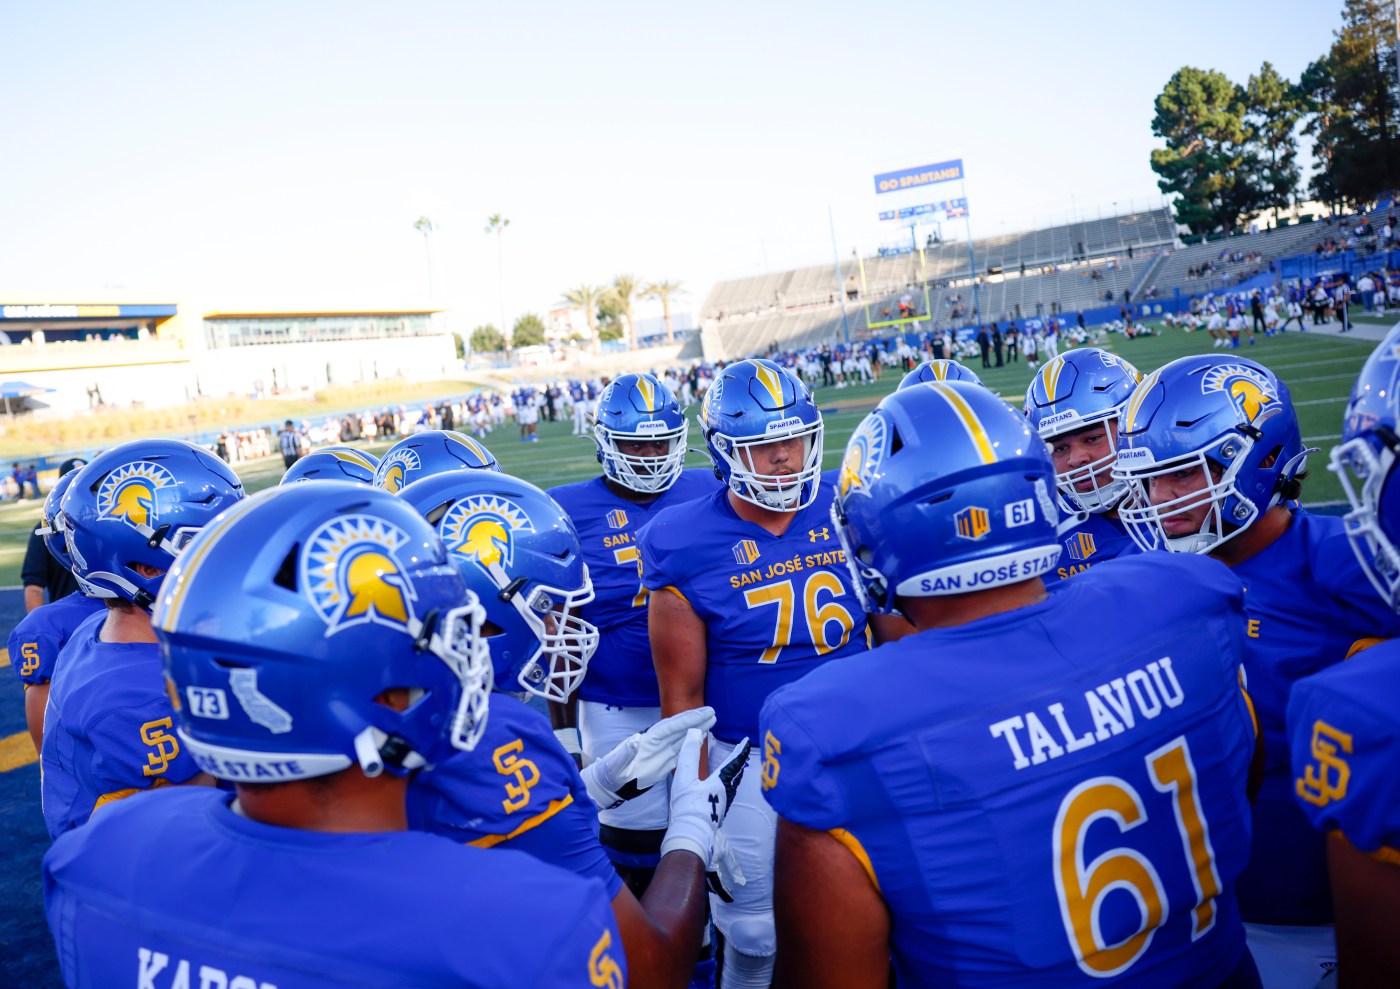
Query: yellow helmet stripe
xmin=1042 ymin=355 xmax=1067 ymax=403
xmin=1123 ymin=368 xmax=1162 ymax=434
xmin=332 ymin=449 xmax=376 ymax=469
xmin=926 ymin=382 xmax=996 ymax=464
xmin=156 ymin=500 xmax=252 ymax=630
xmin=932 ymin=362 xmax=949 ymax=380
xmin=636 ymin=376 xmax=656 ymax=412
xmin=752 ymin=363 xmax=785 ymax=406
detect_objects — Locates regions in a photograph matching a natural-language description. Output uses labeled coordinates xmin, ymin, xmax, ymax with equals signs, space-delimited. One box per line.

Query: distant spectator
xmin=24 ymin=465 xmax=39 ymax=499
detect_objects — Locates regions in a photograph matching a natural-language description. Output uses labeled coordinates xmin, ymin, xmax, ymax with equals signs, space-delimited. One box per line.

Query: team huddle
xmin=11 ymin=331 xmax=1400 ymax=988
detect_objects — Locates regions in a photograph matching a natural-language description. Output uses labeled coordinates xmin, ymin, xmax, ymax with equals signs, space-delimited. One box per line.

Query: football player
xmin=45 ymin=482 xmax=625 ymax=986
xmin=898 ymin=358 xmax=984 ymax=389
xmin=40 ymin=440 xmax=246 ymax=838
xmin=1113 ymin=354 xmax=1400 ymax=988
xmin=7 ymin=464 xmax=106 ymax=753
xmin=1288 ymin=324 xmax=1400 ymax=984
xmin=278 ymin=444 xmax=379 ymax=484
xmin=638 ymin=358 xmax=876 ymax=989
xmin=401 ymin=469 xmax=748 ymax=989
xmin=548 ymin=372 xmax=721 ymax=894
xmin=1023 ymin=349 xmax=1143 ymax=582
xmin=371 ymin=429 xmax=499 ymax=492
xmin=763 ymin=380 xmax=1260 ymax=988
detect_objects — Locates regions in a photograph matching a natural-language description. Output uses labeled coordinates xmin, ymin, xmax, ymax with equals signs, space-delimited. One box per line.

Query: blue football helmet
xmin=398 ymin=470 xmax=598 ymax=702
xmin=1023 ymin=349 xmax=1142 ymax=513
xmin=153 ymin=483 xmax=491 ymax=782
xmin=1113 ymin=355 xmax=1309 ymax=555
xmin=833 ymin=381 xmax=1062 ymax=614
xmin=36 ymin=468 xmax=84 ymax=572
xmin=702 ymin=358 xmax=823 ymax=511
xmin=280 ymin=446 xmax=380 ymax=485
xmin=373 ymin=430 xmax=500 ymax=493
xmin=898 ymin=359 xmax=984 ymax=390
xmin=593 ymin=372 xmax=689 ymax=494
xmin=60 ymin=440 xmax=247 ymax=610
xmin=1331 ymin=324 xmax=1400 ymax=610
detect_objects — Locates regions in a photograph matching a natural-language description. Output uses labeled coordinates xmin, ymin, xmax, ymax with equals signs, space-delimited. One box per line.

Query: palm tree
xmin=484 ymin=214 xmax=510 ymax=344
xmin=560 ymin=284 xmax=606 ymax=354
xmin=643 ymin=280 xmax=687 ymax=343
xmin=608 ymin=274 xmax=642 ymax=350
xmin=413 ymin=216 xmax=434 ymax=301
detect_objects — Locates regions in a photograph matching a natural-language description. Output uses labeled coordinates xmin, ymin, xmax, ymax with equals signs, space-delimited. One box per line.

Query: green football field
xmin=0 ymin=324 xmax=1385 ymax=588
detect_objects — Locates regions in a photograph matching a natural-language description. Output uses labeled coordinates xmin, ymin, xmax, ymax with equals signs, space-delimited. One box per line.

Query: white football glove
xmin=580 ymin=706 xmax=717 ymax=811
xmin=706 ymin=827 xmax=747 ymax=904
xmin=660 ymin=729 xmax=749 ymax=866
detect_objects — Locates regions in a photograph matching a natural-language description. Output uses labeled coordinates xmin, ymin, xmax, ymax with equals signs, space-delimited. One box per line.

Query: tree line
xmin=469 ymin=276 xmax=687 ymax=354
xmin=1151 ymin=0 xmax=1398 ymax=235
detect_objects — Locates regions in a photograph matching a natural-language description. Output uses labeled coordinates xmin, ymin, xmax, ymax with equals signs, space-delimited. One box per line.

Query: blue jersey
xmin=44 ymin=787 xmax=625 ymax=989
xmin=41 ymin=612 xmax=201 ymax=839
xmin=1230 ymin=509 xmax=1400 ymax=924
xmin=1288 ymin=639 xmax=1400 ymax=860
xmin=1046 ymin=513 xmax=1139 ymax=584
xmin=761 ymin=553 xmax=1256 ymax=988
xmin=637 ymin=479 xmax=869 ymax=744
xmin=550 ymin=469 xmax=720 ymax=706
xmin=570 ymin=384 xmax=585 ymax=402
xmin=408 ymin=692 xmax=623 ymax=900
xmin=7 ymin=591 xmax=106 ymax=686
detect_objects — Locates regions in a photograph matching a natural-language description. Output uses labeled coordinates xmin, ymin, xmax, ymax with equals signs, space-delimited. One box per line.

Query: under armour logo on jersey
xmin=97 ymin=460 xmax=176 ymax=530
xmin=733 ymin=539 xmax=760 ymax=565
xmin=302 ymin=514 xmax=417 ymax=636
xmin=606 ymin=509 xmax=629 ymax=530
xmin=809 ymin=527 xmax=830 ymax=542
xmin=709 ymin=793 xmax=721 ymax=824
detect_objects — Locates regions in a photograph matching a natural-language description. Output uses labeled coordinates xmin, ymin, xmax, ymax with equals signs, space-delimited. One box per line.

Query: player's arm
xmin=1327 ymin=834 xmax=1400 ymax=983
xmin=773 ymin=817 xmax=891 ymax=989
xmin=650 ymin=586 xmax=707 ymax=720
xmin=21 ymin=531 xmax=47 ymax=613
xmin=25 ymin=682 xmax=50 ymax=754
xmin=547 ymin=689 xmax=582 ymax=767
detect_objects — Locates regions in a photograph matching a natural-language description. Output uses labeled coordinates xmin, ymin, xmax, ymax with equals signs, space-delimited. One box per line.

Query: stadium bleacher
xmin=699 ymin=202 xmax=1398 ymax=360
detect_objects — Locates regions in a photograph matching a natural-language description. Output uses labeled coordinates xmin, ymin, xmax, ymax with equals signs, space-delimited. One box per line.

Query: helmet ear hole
xmin=273 ymin=545 xmax=300 ymax=592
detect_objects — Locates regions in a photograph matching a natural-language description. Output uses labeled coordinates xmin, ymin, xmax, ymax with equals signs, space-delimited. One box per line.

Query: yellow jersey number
xmin=743 ymin=572 xmax=855 ymax=664
xmin=1054 ymin=736 xmax=1222 ymax=978
xmin=612 ymin=545 xmax=648 ymax=609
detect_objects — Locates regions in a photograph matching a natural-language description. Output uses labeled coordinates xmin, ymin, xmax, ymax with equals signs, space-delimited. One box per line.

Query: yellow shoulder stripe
xmin=829 ymin=827 xmax=880 ymax=892
xmin=468 ymin=794 xmax=574 ymax=849
xmin=91 ymin=776 xmax=173 ymax=815
xmin=1346 ymin=637 xmax=1387 ymax=660
xmin=662 ymin=586 xmax=691 ymax=606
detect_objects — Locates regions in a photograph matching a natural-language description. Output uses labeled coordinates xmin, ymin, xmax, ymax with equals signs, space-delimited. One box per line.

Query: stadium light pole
xmin=829 ymin=206 xmax=851 ymax=345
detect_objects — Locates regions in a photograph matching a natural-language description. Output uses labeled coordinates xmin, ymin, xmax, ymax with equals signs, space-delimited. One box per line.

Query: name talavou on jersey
xmin=990 ymin=657 xmax=1187 ymax=771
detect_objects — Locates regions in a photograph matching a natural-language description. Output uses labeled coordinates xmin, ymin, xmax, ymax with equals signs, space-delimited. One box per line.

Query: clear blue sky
xmin=0 ymin=1 xmax=1344 ymax=331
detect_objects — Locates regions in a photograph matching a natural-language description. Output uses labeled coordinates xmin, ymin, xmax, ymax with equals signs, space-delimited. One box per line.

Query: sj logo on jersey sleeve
xmin=1295 ymin=719 xmax=1352 ymax=807
xmin=140 ymin=717 xmax=181 ymax=777
xmin=19 ymin=641 xmax=40 ymax=677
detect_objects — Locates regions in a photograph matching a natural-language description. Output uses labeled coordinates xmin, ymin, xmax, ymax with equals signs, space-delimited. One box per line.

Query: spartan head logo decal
xmin=839 ymin=414 xmax=887 ymax=497
xmin=375 ymin=448 xmax=422 ymax=493
xmin=1201 ymin=363 xmax=1280 ymax=425
xmin=302 ymin=515 xmax=416 ymax=635
xmin=439 ymin=495 xmax=534 ymax=577
xmin=97 ymin=461 xmax=177 ymax=530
